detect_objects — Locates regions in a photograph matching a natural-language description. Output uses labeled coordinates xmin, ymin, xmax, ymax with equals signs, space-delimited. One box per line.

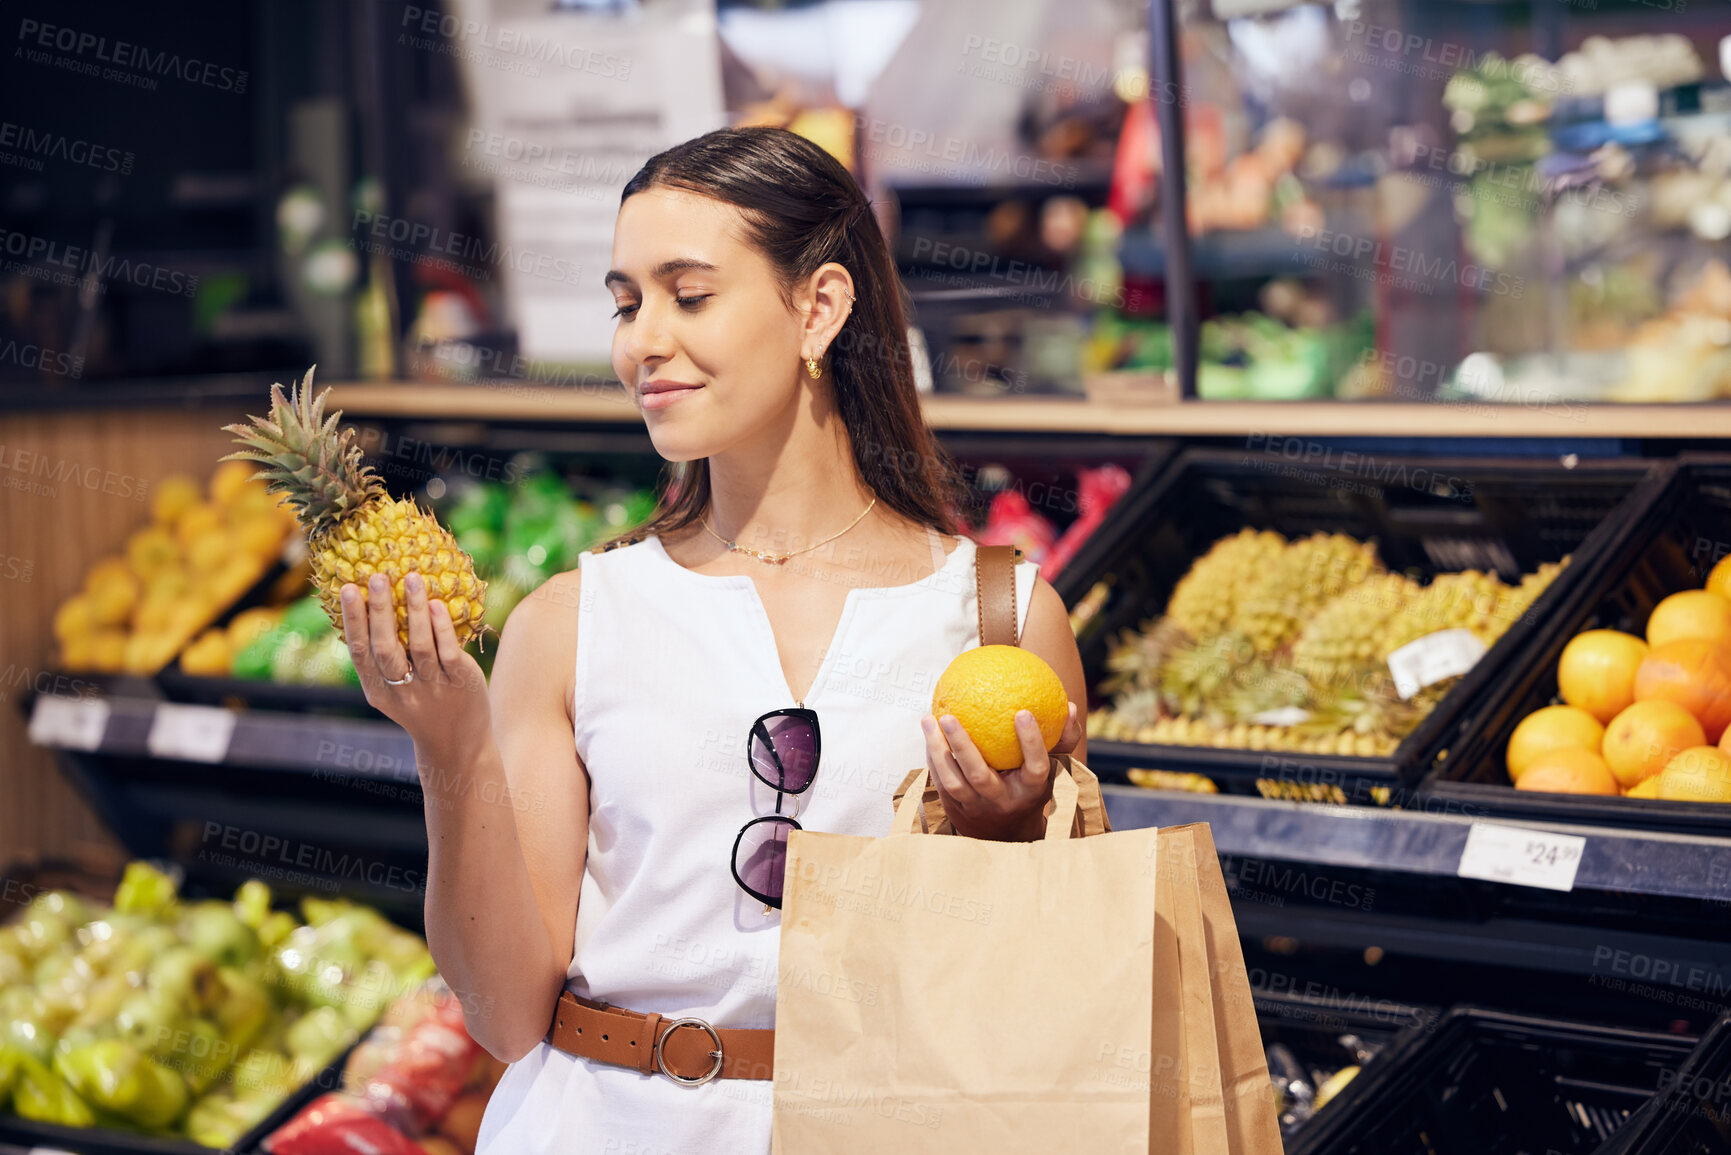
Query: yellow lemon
xmin=1556 ymin=629 xmax=1648 ymax=723
xmin=932 ymin=645 xmax=1068 ymax=771
xmin=1506 ymin=705 xmax=1604 ymax=783
xmin=1707 ymin=554 xmax=1731 ymax=603
xmin=1646 ymin=589 xmax=1731 ymax=649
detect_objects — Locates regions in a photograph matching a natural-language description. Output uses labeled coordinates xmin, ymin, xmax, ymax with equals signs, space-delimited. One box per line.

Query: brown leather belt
xmin=547 ymin=991 xmax=775 ymax=1084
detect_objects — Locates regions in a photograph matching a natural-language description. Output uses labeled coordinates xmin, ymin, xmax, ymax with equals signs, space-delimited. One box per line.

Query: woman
xmin=339 ymin=126 xmax=1087 ymax=1154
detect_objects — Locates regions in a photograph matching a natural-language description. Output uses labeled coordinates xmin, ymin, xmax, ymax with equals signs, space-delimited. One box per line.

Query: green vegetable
xmin=284 ymin=1006 xmax=356 ymax=1068
xmin=55 ymin=1037 xmax=188 ymax=1129
xmin=114 ymin=861 xmax=180 ymax=918
xmin=211 ymin=967 xmax=273 ymax=1059
xmin=258 ymin=910 xmax=298 ymax=949
xmin=280 ymin=596 xmax=333 ymax=640
xmin=232 ymin=627 xmax=282 ymax=680
xmin=180 ymin=900 xmax=261 ymax=968
xmin=233 ymin=880 xmax=272 ymax=931
xmin=1197 ymin=363 xmax=1251 ymax=400
xmin=185 ymin=1082 xmax=286 ymax=1149
xmin=10 ymin=1051 xmax=95 ymax=1127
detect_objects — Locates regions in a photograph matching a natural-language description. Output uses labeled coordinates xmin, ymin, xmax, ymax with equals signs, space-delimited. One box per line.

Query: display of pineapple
xmin=221 ymin=367 xmax=487 ymax=651
xmin=1492 ymin=558 xmax=1568 ymax=633
xmin=1230 ymin=532 xmax=1382 ymax=655
xmin=1379 ymin=570 xmax=1509 ymax=656
xmin=1165 ymin=528 xmax=1285 ymax=639
xmin=1291 ymin=573 xmax=1421 ymax=686
xmin=1093 ymin=525 xmax=1572 ymax=766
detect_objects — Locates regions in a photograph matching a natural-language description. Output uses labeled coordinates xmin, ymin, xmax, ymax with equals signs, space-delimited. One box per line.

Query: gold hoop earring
xmin=805 ymin=356 xmax=822 ymax=379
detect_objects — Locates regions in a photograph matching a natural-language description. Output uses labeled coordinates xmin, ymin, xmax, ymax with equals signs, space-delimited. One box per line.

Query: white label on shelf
xmin=1386 ymin=628 xmax=1487 ymax=699
xmin=147 ymin=704 xmax=237 ymax=764
xmin=28 ymin=695 xmax=110 ymax=750
xmin=1248 ymin=706 xmax=1311 ymax=727
xmin=1457 ymin=823 xmax=1586 ymax=892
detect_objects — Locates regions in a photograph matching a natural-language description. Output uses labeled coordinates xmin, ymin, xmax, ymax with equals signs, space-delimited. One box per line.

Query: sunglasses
xmin=730 ymin=707 xmax=821 ymax=910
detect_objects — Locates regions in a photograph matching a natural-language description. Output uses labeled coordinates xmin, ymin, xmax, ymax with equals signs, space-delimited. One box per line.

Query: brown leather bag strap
xmin=975 ymin=544 xmax=1020 ymax=647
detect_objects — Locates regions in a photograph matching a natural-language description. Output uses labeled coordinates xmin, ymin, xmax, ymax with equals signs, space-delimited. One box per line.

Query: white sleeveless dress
xmin=475 ymin=530 xmax=1037 ymax=1155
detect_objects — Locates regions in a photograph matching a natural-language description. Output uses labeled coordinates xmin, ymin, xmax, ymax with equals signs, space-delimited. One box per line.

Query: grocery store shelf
xmin=325 ymin=382 xmax=1731 ymax=439
xmin=1101 ymin=786 xmax=1731 ymax=903
xmin=28 ymin=693 xmax=414 ymax=777
xmin=30 ymin=694 xmax=1731 ymax=903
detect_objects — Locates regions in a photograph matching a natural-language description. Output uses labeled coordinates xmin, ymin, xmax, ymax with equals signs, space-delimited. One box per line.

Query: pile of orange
xmin=1505 ymin=555 xmax=1731 ymax=802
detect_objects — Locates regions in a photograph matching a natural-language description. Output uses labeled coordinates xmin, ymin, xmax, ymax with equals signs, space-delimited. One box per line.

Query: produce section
xmin=0 ymin=861 xmax=435 ymax=1151
xmin=1088 ymin=526 xmax=1564 ymax=759
xmin=53 ymin=462 xmax=299 ymax=677
xmin=1061 ymin=449 xmax=1659 ymax=801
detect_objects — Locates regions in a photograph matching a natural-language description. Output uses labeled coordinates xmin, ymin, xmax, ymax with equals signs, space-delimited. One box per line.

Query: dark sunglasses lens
xmin=734 ymin=818 xmax=796 ymax=905
xmin=757 ymin=713 xmax=818 ymax=792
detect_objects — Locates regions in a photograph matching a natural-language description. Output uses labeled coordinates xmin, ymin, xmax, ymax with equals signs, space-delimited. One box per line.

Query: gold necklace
xmin=702 ymin=498 xmax=877 ymax=566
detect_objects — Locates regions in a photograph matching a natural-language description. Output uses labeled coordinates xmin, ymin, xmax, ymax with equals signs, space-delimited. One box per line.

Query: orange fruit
xmin=1514 ymin=748 xmax=1619 ymax=795
xmin=1645 ymin=589 xmax=1731 ymax=648
xmin=1626 ymin=775 xmax=1662 ymax=800
xmin=1557 ymin=629 xmax=1649 ymax=723
xmin=1505 ymin=705 xmax=1606 ymax=783
xmin=1708 ymin=555 xmax=1731 ymax=602
xmin=932 ymin=644 xmax=1069 ymax=770
xmin=1654 ymin=746 xmax=1731 ymax=803
xmin=1602 ymin=700 xmax=1707 ymax=789
xmin=1633 ymin=639 xmax=1731 ymax=743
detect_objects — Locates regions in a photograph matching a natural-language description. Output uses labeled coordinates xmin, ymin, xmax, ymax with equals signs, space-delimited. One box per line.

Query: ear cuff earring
xmin=805 ymin=288 xmax=856 ymax=378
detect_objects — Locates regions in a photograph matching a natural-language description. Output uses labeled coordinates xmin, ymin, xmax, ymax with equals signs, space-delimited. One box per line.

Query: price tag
xmin=1457 ymin=823 xmax=1586 ymax=892
xmin=147 ymin=704 xmax=237 ymax=763
xmin=1386 ymin=628 xmax=1487 ymax=699
xmin=28 ymin=695 xmax=110 ymax=750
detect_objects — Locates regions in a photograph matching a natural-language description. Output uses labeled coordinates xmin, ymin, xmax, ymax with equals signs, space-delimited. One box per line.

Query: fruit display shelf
xmin=1063 ymin=449 xmax=1668 ymax=803
xmin=1103 ymin=784 xmax=1731 ymax=987
xmin=1429 ymin=456 xmax=1731 ymax=836
xmin=1102 ymin=786 xmax=1731 ymax=906
xmin=21 ymin=690 xmax=428 ymax=927
xmin=0 ymin=853 xmax=430 ymax=1155
xmin=1284 ymin=1008 xmax=1701 ymax=1155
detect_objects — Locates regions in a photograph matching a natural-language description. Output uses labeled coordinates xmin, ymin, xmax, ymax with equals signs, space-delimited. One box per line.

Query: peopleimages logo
xmin=0 ymin=121 xmax=133 ymax=174
xmin=16 ymin=19 xmax=249 ymax=93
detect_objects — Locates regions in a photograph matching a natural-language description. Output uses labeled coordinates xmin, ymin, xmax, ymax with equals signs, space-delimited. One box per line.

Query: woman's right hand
xmin=340 ymin=571 xmax=494 ymax=770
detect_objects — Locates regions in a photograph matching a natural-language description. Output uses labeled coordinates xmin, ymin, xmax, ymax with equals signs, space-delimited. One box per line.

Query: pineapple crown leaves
xmin=220 ymin=365 xmax=385 ymax=534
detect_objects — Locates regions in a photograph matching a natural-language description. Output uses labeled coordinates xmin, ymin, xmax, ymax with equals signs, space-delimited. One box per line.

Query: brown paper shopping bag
xmin=772 ymin=765 xmax=1161 ymax=1153
xmin=1153 ymin=823 xmax=1284 ymax=1155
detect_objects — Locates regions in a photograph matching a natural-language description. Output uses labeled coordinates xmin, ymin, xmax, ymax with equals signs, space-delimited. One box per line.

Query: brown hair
xmin=598 ymin=126 xmax=965 ymax=550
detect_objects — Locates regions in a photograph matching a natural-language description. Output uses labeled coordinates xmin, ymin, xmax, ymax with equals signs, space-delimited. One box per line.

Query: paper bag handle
xmin=892 ymin=764 xmax=1080 ymax=841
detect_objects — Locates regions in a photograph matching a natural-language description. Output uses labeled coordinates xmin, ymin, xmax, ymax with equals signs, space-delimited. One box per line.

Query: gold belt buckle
xmin=654 ymin=1017 xmax=724 ymax=1086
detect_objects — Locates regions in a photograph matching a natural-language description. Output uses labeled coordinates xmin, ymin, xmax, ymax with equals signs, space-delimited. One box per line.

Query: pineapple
xmin=220 ymin=367 xmax=487 ymax=650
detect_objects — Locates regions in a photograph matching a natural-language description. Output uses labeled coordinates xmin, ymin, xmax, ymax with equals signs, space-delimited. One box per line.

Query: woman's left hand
xmin=920 ymin=703 xmax=1084 ymax=841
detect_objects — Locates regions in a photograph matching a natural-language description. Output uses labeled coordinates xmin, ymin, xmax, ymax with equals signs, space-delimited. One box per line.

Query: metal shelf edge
xmin=1102 ymin=785 xmax=1731 ymax=902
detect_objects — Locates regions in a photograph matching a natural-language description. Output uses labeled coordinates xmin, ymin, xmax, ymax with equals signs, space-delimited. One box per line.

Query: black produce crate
xmin=0 ymin=859 xmax=356 ymax=1155
xmin=1254 ymin=989 xmax=1436 ymax=1146
xmin=1287 ymin=1006 xmax=1697 ymax=1155
xmin=1057 ymin=447 xmax=1666 ymax=801
xmin=1425 ymin=457 xmax=1731 ymax=836
xmin=1608 ymin=1013 xmax=1731 ymax=1154
xmin=153 ymin=669 xmax=378 ymax=720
